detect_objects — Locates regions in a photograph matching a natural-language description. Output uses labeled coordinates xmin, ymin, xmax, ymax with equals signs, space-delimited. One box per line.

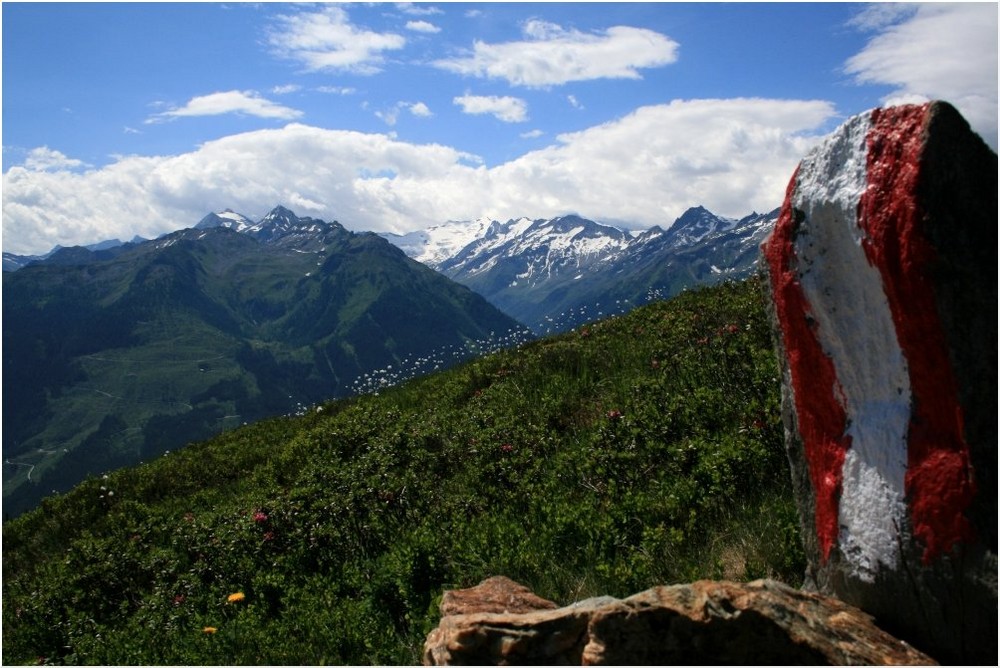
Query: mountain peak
xmin=674 ymin=205 xmax=714 ymax=225
xmin=249 ymin=206 xmax=304 ymax=241
xmin=196 ymin=209 xmax=255 ymax=232
xmin=245 ymin=205 xmax=347 ymax=245
xmin=668 ymin=206 xmax=735 ymax=243
xmin=262 ymin=204 xmax=297 ymax=220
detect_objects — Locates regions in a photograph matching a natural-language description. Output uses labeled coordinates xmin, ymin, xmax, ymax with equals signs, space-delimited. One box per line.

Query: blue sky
xmin=2 ymin=2 xmax=997 ymax=255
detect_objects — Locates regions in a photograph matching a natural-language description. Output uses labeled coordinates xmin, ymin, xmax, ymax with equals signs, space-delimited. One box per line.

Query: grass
xmin=1 ymin=275 xmax=804 ymax=665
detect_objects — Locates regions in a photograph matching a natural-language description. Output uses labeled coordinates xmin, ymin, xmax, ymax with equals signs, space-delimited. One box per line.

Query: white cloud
xmin=268 ymin=6 xmax=405 ymax=74
xmin=845 ymin=3 xmax=998 ymax=149
xmin=395 ymin=3 xmax=442 ymax=16
xmin=434 ymin=20 xmax=679 ymax=87
xmin=271 ymin=84 xmax=302 ymax=95
xmin=375 ymin=108 xmax=400 ymax=126
xmin=567 ymin=94 xmax=583 ymax=109
xmin=409 ymin=102 xmax=433 ymax=118
xmin=3 ymin=98 xmax=835 ymax=256
xmin=486 ymin=98 xmax=835 ymax=228
xmin=147 ymin=90 xmax=303 ymax=122
xmin=22 ymin=146 xmax=89 ymax=172
xmin=520 ymin=129 xmax=544 ymax=139
xmin=376 ymin=101 xmax=434 ymax=126
xmin=406 ymin=20 xmax=440 ymax=34
xmin=453 ymin=94 xmax=528 ymax=122
xmin=846 ymin=3 xmax=918 ymax=31
xmin=316 ymin=86 xmax=357 ymax=95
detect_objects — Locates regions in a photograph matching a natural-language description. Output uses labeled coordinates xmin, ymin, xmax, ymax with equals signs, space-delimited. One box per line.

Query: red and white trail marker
xmin=762 ymin=101 xmax=996 ymax=664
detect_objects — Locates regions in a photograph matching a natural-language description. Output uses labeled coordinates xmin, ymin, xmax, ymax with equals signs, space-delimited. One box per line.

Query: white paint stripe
xmin=792 ymin=111 xmax=911 ymax=582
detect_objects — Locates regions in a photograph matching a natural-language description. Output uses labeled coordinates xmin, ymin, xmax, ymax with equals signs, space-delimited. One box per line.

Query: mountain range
xmin=3 ymin=202 xmax=776 ymax=516
xmin=382 ymin=206 xmax=778 ymax=332
xmin=2 ymin=206 xmax=525 ymax=516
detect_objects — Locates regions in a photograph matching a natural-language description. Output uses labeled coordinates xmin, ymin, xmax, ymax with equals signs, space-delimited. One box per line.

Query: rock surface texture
xmin=423 ymin=578 xmax=936 ymax=665
xmin=761 ymin=101 xmax=997 ymax=664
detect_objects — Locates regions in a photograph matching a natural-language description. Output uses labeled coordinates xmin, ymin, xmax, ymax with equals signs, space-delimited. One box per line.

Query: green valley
xmin=3 ymin=212 xmax=526 ymax=517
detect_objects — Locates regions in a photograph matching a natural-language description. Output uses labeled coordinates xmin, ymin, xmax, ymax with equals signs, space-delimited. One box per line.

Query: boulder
xmin=423 ymin=578 xmax=936 ymax=665
xmin=761 ymin=101 xmax=997 ymax=663
xmin=438 ymin=575 xmax=559 ymax=616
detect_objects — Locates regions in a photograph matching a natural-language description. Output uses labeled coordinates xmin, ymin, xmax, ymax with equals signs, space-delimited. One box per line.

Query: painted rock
xmin=762 ymin=101 xmax=996 ymax=664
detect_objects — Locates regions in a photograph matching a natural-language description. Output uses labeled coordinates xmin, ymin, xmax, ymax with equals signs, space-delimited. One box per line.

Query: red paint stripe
xmin=763 ymin=167 xmax=850 ymax=563
xmin=859 ymin=104 xmax=975 ymax=562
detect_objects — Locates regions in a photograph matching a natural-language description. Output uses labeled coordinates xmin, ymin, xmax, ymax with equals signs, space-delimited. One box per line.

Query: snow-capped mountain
xmin=203 ymin=204 xmax=777 ymax=333
xmin=660 ymin=205 xmax=739 ymax=245
xmin=192 ymin=206 xmax=346 ymax=250
xmin=383 ymin=206 xmax=779 ymax=333
xmin=195 ymin=208 xmax=255 ymax=233
xmin=6 ymin=206 xmax=348 ymax=273
xmin=7 ymin=201 xmax=779 ymax=335
xmin=195 ymin=205 xmax=332 ymax=243
xmin=440 ymin=214 xmax=632 ymax=281
xmin=247 ymin=205 xmax=325 ymax=243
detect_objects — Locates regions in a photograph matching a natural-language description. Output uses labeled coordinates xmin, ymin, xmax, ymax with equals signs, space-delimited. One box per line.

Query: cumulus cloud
xmin=485 ymin=98 xmax=835 ymax=227
xmin=406 ymin=20 xmax=440 ymax=34
xmin=23 ymin=146 xmax=89 ymax=172
xmin=845 ymin=3 xmax=998 ymax=149
xmin=268 ymin=6 xmax=405 ymax=74
xmin=453 ymin=94 xmax=528 ymax=122
xmin=434 ymin=19 xmax=679 ymax=87
xmin=147 ymin=90 xmax=303 ymax=122
xmin=409 ymin=102 xmax=433 ymax=117
xmin=3 ymin=99 xmax=835 ymax=255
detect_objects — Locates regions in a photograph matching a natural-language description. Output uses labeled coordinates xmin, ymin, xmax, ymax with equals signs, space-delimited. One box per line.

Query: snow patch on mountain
xmin=196 ymin=209 xmax=255 ymax=233
xmin=380 ymin=218 xmax=495 ymax=266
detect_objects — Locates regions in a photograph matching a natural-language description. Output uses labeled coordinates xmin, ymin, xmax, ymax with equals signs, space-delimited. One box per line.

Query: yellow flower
xmin=227 ymin=592 xmax=246 ymax=604
xmin=202 ymin=626 xmax=217 ymax=634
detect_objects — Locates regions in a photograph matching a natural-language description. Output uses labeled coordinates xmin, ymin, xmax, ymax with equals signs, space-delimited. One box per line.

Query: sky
xmin=2 ymin=2 xmax=997 ymax=256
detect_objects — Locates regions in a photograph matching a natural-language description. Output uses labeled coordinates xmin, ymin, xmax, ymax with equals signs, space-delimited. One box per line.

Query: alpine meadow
xmin=3 ymin=277 xmax=805 ymax=664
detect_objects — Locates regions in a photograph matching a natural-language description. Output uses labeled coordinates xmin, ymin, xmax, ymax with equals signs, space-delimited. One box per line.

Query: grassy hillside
xmin=2 ymin=276 xmax=804 ymax=665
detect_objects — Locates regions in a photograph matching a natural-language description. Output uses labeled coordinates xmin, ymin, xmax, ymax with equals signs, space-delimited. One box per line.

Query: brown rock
xmin=439 ymin=575 xmax=559 ymax=616
xmin=423 ymin=578 xmax=936 ymax=665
